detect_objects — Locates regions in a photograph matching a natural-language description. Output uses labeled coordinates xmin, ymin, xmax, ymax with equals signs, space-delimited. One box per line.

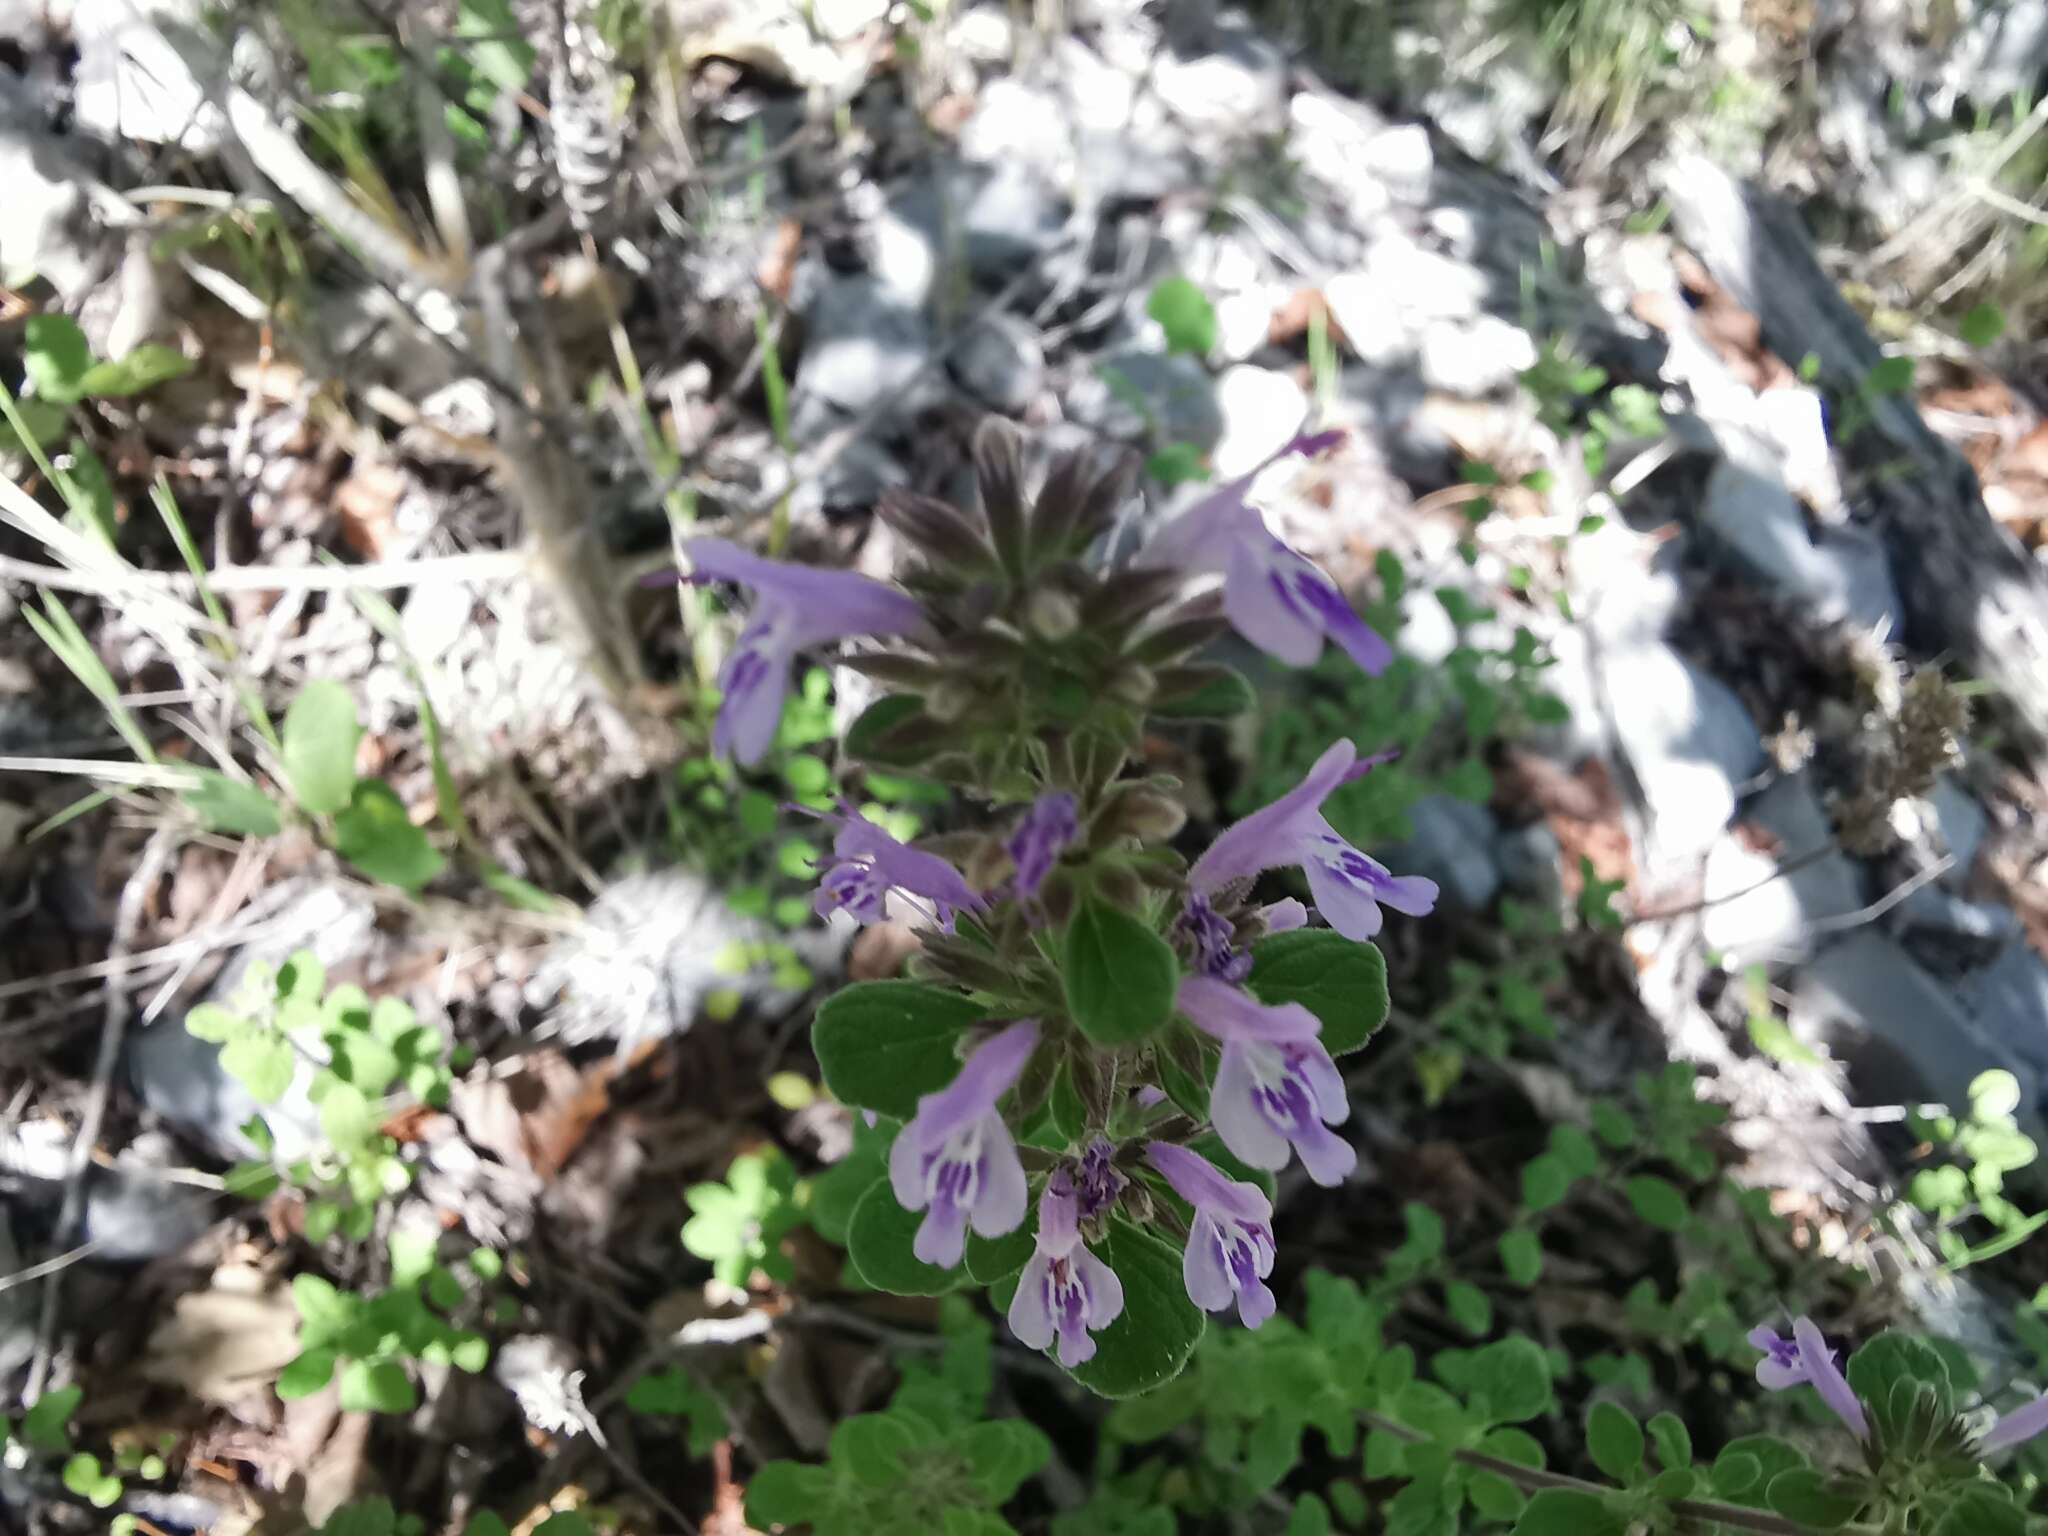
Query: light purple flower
xmin=1146 ymin=1141 xmax=1277 ymax=1328
xmin=1179 ymin=975 xmax=1354 ymax=1186
xmin=1981 ymin=1392 xmax=2048 ymax=1455
xmin=1007 ymin=1169 xmax=1125 ymax=1367
xmin=1749 ymin=1319 xmax=1869 ymax=1441
xmin=1008 ymin=791 xmax=1079 ymax=898
xmin=1189 ymin=739 xmax=1437 ymax=942
xmin=673 ymin=536 xmax=928 ymax=765
xmin=802 ymin=801 xmax=982 ymax=931
xmin=1257 ymin=898 xmax=1308 ymax=934
xmin=889 ymin=1020 xmax=1038 ymax=1267
xmin=1136 ymin=430 xmax=1391 ymax=675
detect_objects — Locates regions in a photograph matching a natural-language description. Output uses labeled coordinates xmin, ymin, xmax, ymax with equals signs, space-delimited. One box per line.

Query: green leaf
xmin=221 ymin=1032 xmax=297 ymax=1103
xmin=183 ymin=770 xmax=283 ymax=836
xmin=1519 ymin=1154 xmax=1572 ymax=1212
xmin=1245 ymin=931 xmax=1390 ymax=1054
xmin=1865 ymin=354 xmax=1915 ymax=396
xmin=455 ymin=0 xmax=535 ymax=93
xmin=277 ymin=1349 xmax=338 ymax=1399
xmin=1585 ymin=1401 xmax=1643 ymax=1482
xmin=283 ymin=681 xmax=361 ymax=815
xmin=1048 ymin=1058 xmax=1088 ymax=1145
xmin=744 ymin=1460 xmax=834 ymax=1527
xmin=449 ymin=1335 xmax=490 ymax=1372
xmin=832 ymin=1412 xmax=917 ymax=1487
xmin=1764 ymin=1468 xmax=1865 ymax=1530
xmin=1711 ymin=1452 xmax=1761 ymax=1497
xmin=1929 ymin=1486 xmax=2025 ymax=1536
xmin=959 ymin=1418 xmax=1050 ymax=1501
xmin=965 ymin=1225 xmax=1034 ymax=1283
xmin=318 ymin=1081 xmax=378 ymax=1151
xmin=1445 ymin=1281 xmax=1492 ymax=1337
xmin=845 ymin=695 xmax=930 ymax=766
xmin=1499 ymin=1228 xmax=1543 ymax=1287
xmin=1068 ymin=1220 xmax=1205 ymax=1398
xmin=334 ymin=780 xmax=445 ymax=890
xmin=1469 ymin=1336 xmax=1552 ymax=1422
xmin=1960 ymin=302 xmax=2006 ymax=349
xmin=1589 ymin=1100 xmax=1636 ymax=1149
xmin=1845 ymin=1331 xmax=1950 ymax=1423
xmin=812 ymin=982 xmax=989 ymax=1119
xmin=1148 ymin=664 xmax=1256 ymax=719
xmin=847 ymin=1180 xmax=964 ymax=1296
xmin=24 ymin=315 xmax=92 ymax=404
xmin=23 ymin=1385 xmax=81 ymax=1452
xmin=338 ymin=1358 xmax=416 ymax=1414
xmin=1146 ymin=442 xmax=1208 ymax=487
xmin=75 ymin=343 xmax=194 ymax=397
xmin=1622 ymin=1175 xmax=1688 ymax=1232
xmin=1064 ymin=894 xmax=1177 ymax=1046
xmin=1146 ymin=275 xmax=1217 ymax=356
xmin=1511 ymin=1489 xmax=1624 ymax=1536
xmin=1647 ymin=1411 xmax=1691 ymax=1472
xmin=1713 ymin=1435 xmax=1804 ymax=1505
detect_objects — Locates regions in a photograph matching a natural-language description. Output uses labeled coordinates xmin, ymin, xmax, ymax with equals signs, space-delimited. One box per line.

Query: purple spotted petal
xmin=799 ymin=802 xmax=984 ymax=930
xmin=1189 ymin=739 xmax=1359 ymax=893
xmin=1136 ymin=429 xmax=1347 ymax=573
xmin=682 ymin=536 xmax=929 ymax=650
xmin=1145 ymin=1141 xmax=1272 ymax=1226
xmin=1178 ymin=976 xmax=1323 ymax=1045
xmin=1224 ymin=536 xmax=1324 ymax=666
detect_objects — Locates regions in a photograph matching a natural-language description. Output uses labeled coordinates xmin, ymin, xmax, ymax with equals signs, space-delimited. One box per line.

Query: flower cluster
xmin=672 ymin=424 xmax=1439 ymax=1379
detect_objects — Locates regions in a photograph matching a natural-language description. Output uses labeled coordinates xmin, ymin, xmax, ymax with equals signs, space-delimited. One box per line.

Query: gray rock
xmin=1064 ymin=349 xmax=1223 ymax=448
xmin=1698 ymin=459 xmax=1901 ymax=628
xmin=1925 ymin=777 xmax=1989 ymax=875
xmin=1496 ymin=821 xmax=1565 ymax=908
xmin=949 ymin=313 xmax=1046 ymax=415
xmin=0 ymin=127 xmax=101 ymax=299
xmin=0 ymin=1214 xmax=32 ymax=1374
xmin=796 ymin=273 xmax=934 ymax=416
xmin=1605 ymin=642 xmax=1765 ymax=861
xmin=1896 ymin=888 xmax=2021 ymax=949
xmin=1418 ymin=315 xmax=1538 ymax=397
xmin=1375 ymin=794 xmax=1501 ymax=913
xmin=1151 ymin=16 xmax=1287 ymax=138
xmin=531 ymin=868 xmax=831 ymax=1054
xmin=73 ymin=0 xmax=224 ymax=151
xmin=889 ymin=161 xmax=1068 ymax=286
xmin=1212 ymin=365 xmax=1308 ymax=476
xmin=1793 ymin=932 xmax=2039 ymax=1128
xmin=1961 ymin=938 xmax=2048 ymax=1090
xmin=1700 ymin=772 xmax=1866 ymax=961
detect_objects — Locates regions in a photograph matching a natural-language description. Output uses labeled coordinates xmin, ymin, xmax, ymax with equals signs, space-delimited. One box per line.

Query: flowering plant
xmin=686 ymin=423 xmax=2048 ymax=1535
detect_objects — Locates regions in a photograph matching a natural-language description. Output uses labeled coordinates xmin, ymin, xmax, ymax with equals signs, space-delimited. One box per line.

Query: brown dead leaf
xmin=451 ymin=1043 xmax=660 ymax=1183
xmin=755 ymin=217 xmax=804 ymax=302
xmin=1651 ymin=252 xmax=1798 ymax=392
xmin=1267 ymin=287 xmax=1342 ymax=348
xmin=140 ymin=1264 xmax=301 ymax=1405
xmin=333 ymin=458 xmax=409 ymax=560
xmin=1495 ymin=750 xmax=1638 ymax=901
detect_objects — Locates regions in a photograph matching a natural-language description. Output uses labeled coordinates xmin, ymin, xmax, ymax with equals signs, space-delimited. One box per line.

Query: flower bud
xmin=925 ymin=679 xmax=975 ymax=721
xmin=1091 ymin=862 xmax=1146 ymax=911
xmin=1107 ymin=662 xmax=1155 ymax=705
xmin=1025 ymin=587 xmax=1082 ymax=641
xmin=1091 ymin=785 xmax=1187 ymax=845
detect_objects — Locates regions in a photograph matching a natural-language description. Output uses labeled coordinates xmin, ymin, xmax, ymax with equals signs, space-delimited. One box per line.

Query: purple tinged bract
xmin=1136 ymin=430 xmax=1392 ymax=676
xmin=802 ymin=801 xmax=983 ymax=931
xmin=889 ymin=1020 xmax=1038 ymax=1267
xmin=1008 ymin=791 xmax=1079 ymax=898
xmin=1190 ymin=739 xmax=1437 ymax=942
xmin=670 ymin=536 xmax=928 ymax=765
xmin=1145 ymin=1141 xmax=1277 ymax=1328
xmin=1748 ymin=1319 xmax=1869 ymax=1441
xmin=1008 ymin=1168 xmax=1125 ymax=1368
xmin=1179 ymin=975 xmax=1355 ymax=1186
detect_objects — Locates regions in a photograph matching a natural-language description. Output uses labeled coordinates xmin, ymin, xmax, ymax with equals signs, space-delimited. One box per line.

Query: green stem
xmin=1359 ymin=1413 xmax=1883 ymax=1536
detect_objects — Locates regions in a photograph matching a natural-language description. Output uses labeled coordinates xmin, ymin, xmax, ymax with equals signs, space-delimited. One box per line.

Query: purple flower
xmin=889 ymin=1020 xmax=1038 ymax=1267
xmin=1179 ymin=975 xmax=1354 ymax=1186
xmin=1189 ymin=739 xmax=1437 ymax=942
xmin=1749 ymin=1319 xmax=1869 ymax=1441
xmin=1008 ymin=791 xmax=1079 ymax=898
xmin=1181 ymin=890 xmax=1252 ymax=981
xmin=1007 ymin=1169 xmax=1125 ymax=1367
xmin=1981 ymin=1392 xmax=2048 ymax=1455
xmin=1075 ymin=1138 xmax=1126 ymax=1221
xmin=1136 ymin=430 xmax=1391 ymax=676
xmin=1146 ymin=1141 xmax=1277 ymax=1328
xmin=673 ymin=536 xmax=928 ymax=765
xmin=1257 ymin=898 xmax=1308 ymax=934
xmin=802 ymin=801 xmax=982 ymax=931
